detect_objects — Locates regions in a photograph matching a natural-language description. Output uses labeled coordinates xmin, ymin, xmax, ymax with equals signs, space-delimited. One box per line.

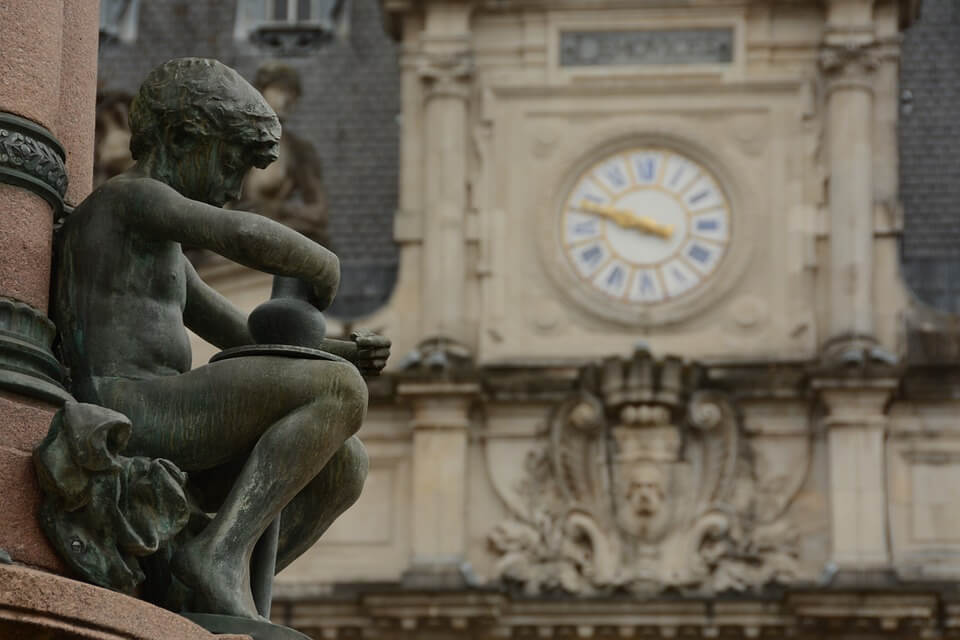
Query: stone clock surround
xmin=540 ymin=130 xmax=749 ymax=328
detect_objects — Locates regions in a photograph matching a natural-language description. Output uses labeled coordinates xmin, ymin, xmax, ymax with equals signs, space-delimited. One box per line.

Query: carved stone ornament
xmin=0 ymin=112 xmax=68 ymax=213
xmin=819 ymin=43 xmax=880 ymax=92
xmin=418 ymin=52 xmax=474 ymax=98
xmin=489 ymin=349 xmax=804 ymax=596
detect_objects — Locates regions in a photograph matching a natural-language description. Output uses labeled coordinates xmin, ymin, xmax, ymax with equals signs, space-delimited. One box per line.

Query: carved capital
xmin=819 ymin=44 xmax=880 ymax=94
xmin=0 ymin=297 xmax=69 ymax=403
xmin=0 ymin=112 xmax=68 ymax=214
xmin=418 ymin=53 xmax=473 ymax=100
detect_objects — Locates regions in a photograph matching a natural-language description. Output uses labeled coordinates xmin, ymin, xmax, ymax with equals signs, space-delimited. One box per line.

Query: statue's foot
xmin=171 ymin=538 xmax=262 ymax=620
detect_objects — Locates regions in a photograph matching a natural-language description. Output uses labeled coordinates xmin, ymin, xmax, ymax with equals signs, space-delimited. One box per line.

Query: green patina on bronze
xmin=34 ymin=58 xmax=389 ymax=630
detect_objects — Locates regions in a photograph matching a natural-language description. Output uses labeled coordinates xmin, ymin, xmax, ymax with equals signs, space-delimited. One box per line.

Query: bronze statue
xmin=45 ymin=58 xmax=389 ymax=626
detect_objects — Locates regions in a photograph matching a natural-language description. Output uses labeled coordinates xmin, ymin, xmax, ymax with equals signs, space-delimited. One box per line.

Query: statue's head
xmin=129 ymin=58 xmax=281 ymax=205
xmin=254 ymin=61 xmax=302 ymax=121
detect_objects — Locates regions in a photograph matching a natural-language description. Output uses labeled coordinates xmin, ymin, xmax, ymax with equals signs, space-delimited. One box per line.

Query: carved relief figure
xmin=45 ymin=58 xmax=389 ymax=624
xmin=232 ymin=61 xmax=330 ymax=246
xmin=489 ymin=350 xmax=812 ymax=596
xmin=93 ymin=90 xmax=135 ymax=187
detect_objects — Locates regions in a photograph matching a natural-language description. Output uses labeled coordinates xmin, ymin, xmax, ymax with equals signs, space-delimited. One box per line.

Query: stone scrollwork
xmin=0 ymin=112 xmax=68 ymax=214
xmin=489 ymin=349 xmax=809 ymax=596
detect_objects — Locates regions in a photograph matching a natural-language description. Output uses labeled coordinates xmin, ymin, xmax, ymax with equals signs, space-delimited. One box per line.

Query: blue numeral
xmin=690 ymin=190 xmax=711 ymax=204
xmin=603 ymin=165 xmax=627 ymax=188
xmin=670 ymin=267 xmax=687 ymax=283
xmin=696 ymin=219 xmax=719 ymax=232
xmin=573 ymin=220 xmax=598 ymax=235
xmin=688 ymin=244 xmax=711 ymax=264
xmin=670 ymin=167 xmax=686 ymax=187
xmin=580 ymin=245 xmax=603 ymax=266
xmin=582 ymin=192 xmax=604 ymax=204
xmin=606 ymin=266 xmax=625 ymax=288
xmin=635 ymin=156 xmax=656 ymax=182
xmin=638 ymin=273 xmax=656 ymax=294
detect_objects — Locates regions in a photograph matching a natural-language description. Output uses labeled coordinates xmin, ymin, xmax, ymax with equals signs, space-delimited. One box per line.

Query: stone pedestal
xmin=0 ymin=564 xmax=250 ymax=640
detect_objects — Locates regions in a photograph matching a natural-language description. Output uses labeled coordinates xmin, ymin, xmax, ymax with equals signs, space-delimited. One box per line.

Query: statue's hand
xmin=350 ymin=329 xmax=391 ymax=376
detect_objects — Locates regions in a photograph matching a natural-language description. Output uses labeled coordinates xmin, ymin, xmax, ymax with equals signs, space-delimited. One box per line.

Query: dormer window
xmin=100 ymin=0 xmax=140 ymax=45
xmin=235 ymin=0 xmax=348 ymax=56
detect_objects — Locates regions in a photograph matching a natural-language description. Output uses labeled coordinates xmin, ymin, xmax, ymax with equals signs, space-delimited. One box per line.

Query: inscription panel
xmin=560 ymin=29 xmax=734 ymax=67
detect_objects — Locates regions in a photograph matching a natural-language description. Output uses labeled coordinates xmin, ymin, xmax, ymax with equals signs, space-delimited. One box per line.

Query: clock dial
xmin=560 ymin=147 xmax=732 ymax=307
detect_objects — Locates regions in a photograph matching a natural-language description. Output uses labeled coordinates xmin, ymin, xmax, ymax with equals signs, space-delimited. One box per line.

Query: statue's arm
xmin=183 ymin=258 xmax=254 ymax=349
xmin=129 ymin=178 xmax=340 ymax=307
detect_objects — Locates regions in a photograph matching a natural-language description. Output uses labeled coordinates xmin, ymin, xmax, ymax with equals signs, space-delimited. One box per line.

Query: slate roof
xmin=899 ymin=0 xmax=960 ymax=313
xmin=97 ymin=0 xmax=400 ymax=319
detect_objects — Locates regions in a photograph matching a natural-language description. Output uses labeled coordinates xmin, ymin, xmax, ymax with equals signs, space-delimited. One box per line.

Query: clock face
xmin=559 ymin=147 xmax=732 ymax=307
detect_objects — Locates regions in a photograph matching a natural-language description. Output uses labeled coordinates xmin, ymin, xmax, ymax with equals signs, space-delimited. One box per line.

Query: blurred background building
xmin=96 ymin=0 xmax=960 ymax=638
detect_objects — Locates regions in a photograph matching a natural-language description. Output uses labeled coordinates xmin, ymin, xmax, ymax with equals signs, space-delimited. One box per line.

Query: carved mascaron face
xmin=559 ymin=147 xmax=732 ymax=307
xmin=614 ymin=461 xmax=675 ymax=543
xmin=611 ymin=424 xmax=681 ymax=542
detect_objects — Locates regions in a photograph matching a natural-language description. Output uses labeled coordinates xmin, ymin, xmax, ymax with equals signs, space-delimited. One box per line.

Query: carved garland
xmin=0 ymin=112 xmax=68 ymax=214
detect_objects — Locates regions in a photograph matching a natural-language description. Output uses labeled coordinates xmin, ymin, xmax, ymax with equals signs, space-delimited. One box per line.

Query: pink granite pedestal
xmin=0 ymin=564 xmax=251 ymax=640
xmin=0 ymin=2 xmax=253 ymax=639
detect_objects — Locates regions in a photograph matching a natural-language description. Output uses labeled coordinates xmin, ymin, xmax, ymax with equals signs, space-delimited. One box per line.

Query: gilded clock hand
xmin=578 ymin=201 xmax=674 ymax=239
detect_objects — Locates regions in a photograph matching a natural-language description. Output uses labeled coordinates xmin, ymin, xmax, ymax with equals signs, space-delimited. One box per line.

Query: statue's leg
xmin=275 ymin=435 xmax=369 ymax=573
xmin=93 ymin=358 xmax=368 ymax=618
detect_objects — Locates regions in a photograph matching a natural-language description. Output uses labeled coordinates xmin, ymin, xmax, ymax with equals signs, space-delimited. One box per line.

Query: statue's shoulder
xmin=65 ymin=176 xmax=185 ymax=246
xmin=75 ymin=175 xmax=182 ymax=221
xmin=100 ymin=173 xmax=180 ymax=202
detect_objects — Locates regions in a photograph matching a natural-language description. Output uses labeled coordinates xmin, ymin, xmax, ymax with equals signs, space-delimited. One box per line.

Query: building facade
xmin=93 ymin=0 xmax=960 ymax=638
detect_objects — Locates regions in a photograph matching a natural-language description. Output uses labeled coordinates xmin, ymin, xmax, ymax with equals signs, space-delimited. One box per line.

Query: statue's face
xmin=614 ymin=462 xmax=673 ymax=542
xmin=174 ymin=138 xmax=250 ymax=207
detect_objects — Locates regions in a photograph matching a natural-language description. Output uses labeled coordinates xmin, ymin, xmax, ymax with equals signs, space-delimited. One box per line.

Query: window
xmin=235 ymin=0 xmax=349 ymax=56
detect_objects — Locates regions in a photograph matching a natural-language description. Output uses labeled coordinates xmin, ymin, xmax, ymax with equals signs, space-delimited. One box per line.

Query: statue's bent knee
xmin=326 ymin=362 xmax=368 ymax=435
xmin=340 ymin=436 xmax=369 ymax=503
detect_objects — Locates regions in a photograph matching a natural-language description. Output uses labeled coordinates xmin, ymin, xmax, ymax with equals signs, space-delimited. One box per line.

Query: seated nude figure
xmin=54 ymin=58 xmax=388 ymax=618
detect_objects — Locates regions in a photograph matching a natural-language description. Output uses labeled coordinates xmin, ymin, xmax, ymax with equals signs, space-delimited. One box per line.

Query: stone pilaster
xmin=416 ymin=2 xmax=474 ymax=347
xmin=398 ymin=380 xmax=479 ymax=585
xmin=819 ymin=41 xmax=880 ymax=350
xmin=814 ymin=376 xmax=897 ymax=570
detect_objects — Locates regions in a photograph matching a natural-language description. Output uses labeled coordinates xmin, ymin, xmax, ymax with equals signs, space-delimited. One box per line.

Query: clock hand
xmin=577 ymin=201 xmax=674 ymax=239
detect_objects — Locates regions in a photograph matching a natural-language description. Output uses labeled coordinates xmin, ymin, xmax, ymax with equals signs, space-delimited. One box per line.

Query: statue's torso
xmin=55 ymin=182 xmax=192 ymax=395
